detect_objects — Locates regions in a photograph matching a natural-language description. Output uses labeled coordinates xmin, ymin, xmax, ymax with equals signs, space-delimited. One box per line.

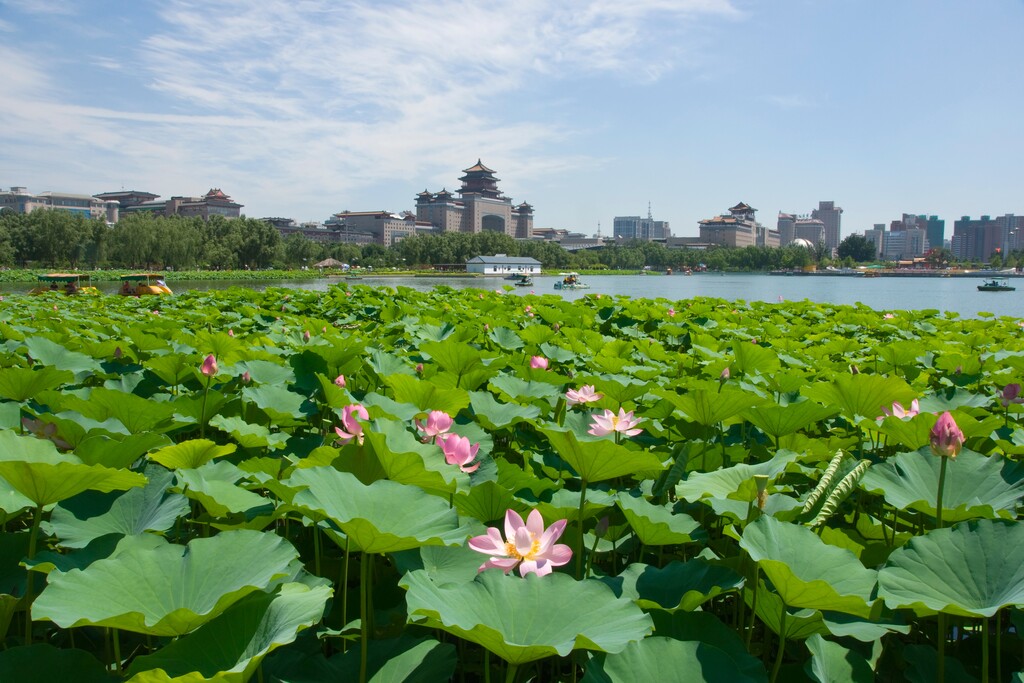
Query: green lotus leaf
xmin=0 ymin=402 xmax=18 ymax=430
xmin=469 ymin=391 xmax=541 ymax=430
xmin=804 ymin=634 xmax=874 ymax=683
xmin=24 ymin=336 xmax=102 ymax=377
xmin=60 ymin=388 xmax=178 ymax=434
xmin=0 ymin=531 xmax=30 ymax=637
xmin=124 ymin=581 xmax=331 ymax=683
xmin=32 ymin=530 xmax=300 ymax=636
xmin=46 ymin=467 xmax=188 ymax=548
xmin=540 ymin=428 xmax=663 ymax=484
xmin=489 ymin=375 xmax=561 ymax=401
xmin=801 ymin=374 xmax=916 ymax=423
xmin=0 ymin=431 xmax=146 ymax=507
xmin=325 ymin=635 xmax=459 ymax=683
xmin=241 ymin=385 xmax=315 ymax=424
xmin=860 ymin=448 xmax=1024 ymax=522
xmin=0 ymin=366 xmax=73 ymax=402
xmin=605 ymin=560 xmax=743 ymax=611
xmin=419 ymin=339 xmax=485 ymax=378
xmin=366 ymin=348 xmax=416 ymax=379
xmin=819 ymin=610 xmax=910 ymax=642
xmin=746 ymin=578 xmax=829 ymax=641
xmin=359 ymin=392 xmax=421 ymax=422
xmin=519 ymin=325 xmax=557 ymax=346
xmin=539 ymin=341 xmax=575 ymax=364
xmin=402 ymin=570 xmax=652 ymax=665
xmin=175 ymin=462 xmax=273 ymax=520
xmin=616 ymin=493 xmax=706 ymax=546
xmin=76 ymin=432 xmax=173 ymax=469
xmin=208 ymin=415 xmax=290 ymax=451
xmin=532 ymin=487 xmax=615 ymax=526
xmin=877 ymin=519 xmax=1024 ymax=618
xmin=488 ymin=326 xmax=525 ymax=351
xmin=589 ymin=376 xmax=650 ymax=405
xmin=232 ymin=359 xmax=295 ymax=386
xmin=646 ymin=611 xmax=767 ymax=681
xmin=384 ymin=374 xmax=471 ymax=414
xmin=392 ymin=544 xmax=486 ymax=586
xmin=731 ymin=339 xmax=781 ymax=377
xmin=0 ymin=644 xmax=111 ymax=683
xmin=664 ymin=388 xmax=764 ymax=428
xmin=192 ymin=330 xmax=246 ymax=366
xmin=287 ymin=467 xmax=466 ymax=553
xmin=0 ymin=476 xmax=33 ymax=520
xmin=453 ymin=481 xmax=515 ymax=525
xmin=743 ymin=401 xmax=839 ymax=440
xmin=675 ymin=450 xmax=799 ymax=503
xmin=872 ymin=414 xmax=936 ymax=450
xmin=150 ymin=439 xmax=238 ymax=470
xmin=362 ymin=418 xmax=467 ymax=494
xmin=740 ymin=516 xmax=878 ymax=618
xmin=28 ymin=533 xmax=147 ymax=576
xmin=583 ymin=636 xmax=764 ymax=683
xmin=902 ymin=644 xmax=978 ymax=683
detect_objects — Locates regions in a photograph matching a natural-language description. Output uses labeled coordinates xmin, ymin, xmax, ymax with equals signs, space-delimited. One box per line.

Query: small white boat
xmin=554 ymin=272 xmax=589 ymax=290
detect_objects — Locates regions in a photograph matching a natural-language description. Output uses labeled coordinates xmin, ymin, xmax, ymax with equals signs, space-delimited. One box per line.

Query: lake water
xmin=7 ymin=273 xmax=1023 ymax=319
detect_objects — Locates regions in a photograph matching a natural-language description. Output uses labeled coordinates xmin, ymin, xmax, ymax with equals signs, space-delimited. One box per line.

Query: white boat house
xmin=466 ymin=254 xmax=542 ymax=276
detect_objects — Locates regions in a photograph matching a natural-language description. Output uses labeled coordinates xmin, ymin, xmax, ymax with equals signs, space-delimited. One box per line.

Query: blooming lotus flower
xmin=1001 ymin=383 xmax=1023 ymax=407
xmin=200 ymin=354 xmax=218 ymax=378
xmin=228 ymin=329 xmax=234 ymax=337
xmin=588 ymin=408 xmax=643 ymax=437
xmin=334 ymin=374 xmax=346 ymax=388
xmin=883 ymin=313 xmax=895 ymax=319
xmin=667 ymin=307 xmax=675 ymax=317
xmin=930 ymin=411 xmax=964 ymax=459
xmin=566 ymin=385 xmax=602 ymax=407
xmin=880 ymin=399 xmax=920 ymax=420
xmin=530 ymin=356 xmax=549 ymax=370
xmin=416 ymin=410 xmax=453 ymax=442
xmin=335 ymin=404 xmax=369 ymax=445
xmin=468 ymin=509 xmax=572 ymax=577
xmin=437 ymin=433 xmax=480 ymax=473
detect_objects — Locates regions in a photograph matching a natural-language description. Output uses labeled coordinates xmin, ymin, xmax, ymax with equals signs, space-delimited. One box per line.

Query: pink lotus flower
xmin=437 ymin=432 xmax=480 ymax=473
xmin=416 ymin=410 xmax=454 ymax=442
xmin=667 ymin=307 xmax=675 ymax=317
xmin=588 ymin=408 xmax=643 ymax=437
xmin=720 ymin=367 xmax=730 ymax=381
xmin=883 ymin=313 xmax=895 ymax=319
xmin=930 ymin=411 xmax=964 ymax=459
xmin=880 ymin=399 xmax=920 ymax=420
xmin=415 ymin=363 xmax=424 ymax=374
xmin=114 ymin=347 xmax=123 ymax=359
xmin=334 ymin=374 xmax=346 ymax=388
xmin=241 ymin=371 xmax=251 ymax=384
xmin=201 ymin=354 xmax=218 ymax=378
xmin=530 ymin=356 xmax=549 ymax=370
xmin=1001 ymin=383 xmax=1023 ymax=407
xmin=228 ymin=329 xmax=234 ymax=337
xmin=566 ymin=385 xmax=602 ymax=407
xmin=303 ymin=330 xmax=311 ymax=342
xmin=468 ymin=509 xmax=572 ymax=577
xmin=335 ymin=404 xmax=369 ymax=445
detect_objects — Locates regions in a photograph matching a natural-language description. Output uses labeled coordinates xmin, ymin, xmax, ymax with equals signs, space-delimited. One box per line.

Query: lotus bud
xmin=850 ymin=364 xmax=859 ymax=375
xmin=114 ymin=346 xmax=123 ymax=359
xmin=667 ymin=307 xmax=675 ymax=317
xmin=241 ymin=371 xmax=251 ymax=384
xmin=954 ymin=365 xmax=962 ymax=375
xmin=720 ymin=367 xmax=730 ymax=381
xmin=930 ymin=412 xmax=964 ymax=459
xmin=303 ymin=330 xmax=311 ymax=342
xmin=201 ymin=354 xmax=218 ymax=378
xmin=228 ymin=329 xmax=235 ymax=337
xmin=754 ymin=474 xmax=769 ymax=511
xmin=322 ymin=326 xmax=327 ymax=333
xmin=530 ymin=356 xmax=549 ymax=370
xmin=553 ymin=323 xmax=560 ymax=331
xmin=334 ymin=374 xmax=346 ymax=388
xmin=415 ymin=363 xmax=424 ymax=374
xmin=595 ymin=516 xmax=610 ymax=539
xmin=53 ymin=304 xmax=58 ymax=311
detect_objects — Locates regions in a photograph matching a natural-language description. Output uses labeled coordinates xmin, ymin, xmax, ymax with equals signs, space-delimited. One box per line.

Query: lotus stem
xmin=505 ymin=662 xmax=519 ymax=683
xmin=935 ymin=456 xmax=949 ymax=529
xmin=982 ymin=616 xmax=989 ymax=683
xmin=996 ymin=610 xmax=1002 ymax=683
xmin=575 ymin=480 xmax=588 ymax=579
xmin=313 ymin=523 xmax=322 ymax=577
xmin=199 ymin=374 xmax=212 ymax=439
xmin=24 ymin=504 xmax=43 ymax=645
xmin=745 ymin=566 xmax=759 ymax=649
xmin=360 ymin=553 xmax=372 ymax=683
xmin=484 ymin=650 xmax=490 ymax=683
xmin=341 ymin=537 xmax=350 ymax=653
xmin=770 ymin=604 xmax=787 ymax=683
xmin=113 ymin=627 xmax=123 ymax=675
xmin=938 ymin=613 xmax=946 ymax=683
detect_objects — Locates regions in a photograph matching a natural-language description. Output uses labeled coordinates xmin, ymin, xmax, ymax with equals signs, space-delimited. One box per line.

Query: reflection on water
xmin=5 ymin=273 xmax=1023 ymax=319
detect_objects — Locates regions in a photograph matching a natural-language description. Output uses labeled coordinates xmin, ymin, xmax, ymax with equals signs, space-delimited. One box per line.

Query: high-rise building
xmin=613 ymin=206 xmax=670 ymax=241
xmin=699 ymin=202 xmax=780 ymax=247
xmin=811 ymin=201 xmax=842 ymax=254
xmin=777 ymin=213 xmax=796 ymax=245
xmin=415 ymin=160 xmax=533 ymax=238
xmin=951 ymin=214 xmax=1024 ymax=261
xmin=0 ymin=186 xmax=120 ymax=223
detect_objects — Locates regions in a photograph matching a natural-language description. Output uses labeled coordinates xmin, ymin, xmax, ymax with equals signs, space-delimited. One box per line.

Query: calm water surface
xmin=8 ymin=273 xmax=1023 ymax=319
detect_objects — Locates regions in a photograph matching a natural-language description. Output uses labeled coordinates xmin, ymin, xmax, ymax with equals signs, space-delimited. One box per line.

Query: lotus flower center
xmin=505 ymin=537 xmax=540 ymax=561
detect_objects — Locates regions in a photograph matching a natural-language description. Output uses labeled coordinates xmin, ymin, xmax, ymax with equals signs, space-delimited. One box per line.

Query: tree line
xmin=0 ymin=209 xmax=996 ymax=272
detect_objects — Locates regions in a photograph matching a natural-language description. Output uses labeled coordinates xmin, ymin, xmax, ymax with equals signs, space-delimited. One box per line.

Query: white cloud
xmin=0 ymin=0 xmax=739 ymax=218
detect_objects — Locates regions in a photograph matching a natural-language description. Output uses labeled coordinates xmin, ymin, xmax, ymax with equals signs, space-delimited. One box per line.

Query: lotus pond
xmin=1 ymin=285 xmax=1023 ymax=682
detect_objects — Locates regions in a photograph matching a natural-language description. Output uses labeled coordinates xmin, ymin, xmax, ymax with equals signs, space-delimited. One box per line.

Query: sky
xmin=1 ymin=0 xmax=1022 ymax=238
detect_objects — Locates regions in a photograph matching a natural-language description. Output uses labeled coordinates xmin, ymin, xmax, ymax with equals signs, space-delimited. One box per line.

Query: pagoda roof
xmin=730 ymin=202 xmax=755 ymax=212
xmin=462 ymin=159 xmax=495 ymax=174
xmin=416 ymin=189 xmax=432 ymax=197
xmin=205 ymin=188 xmax=231 ymax=200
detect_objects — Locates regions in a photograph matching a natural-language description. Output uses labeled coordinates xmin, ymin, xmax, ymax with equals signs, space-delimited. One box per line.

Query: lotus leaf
xmin=384 ymin=374 xmax=471 ymax=413
xmin=401 ymin=570 xmax=652 ymax=665
xmin=24 ymin=336 xmax=102 ymax=377
xmin=33 ymin=530 xmax=301 ymax=636
xmin=0 ymin=366 xmax=73 ymax=402
xmin=743 ymin=401 xmax=839 ymax=440
xmin=150 ymin=439 xmax=238 ymax=470
xmin=0 ymin=431 xmax=146 ymax=507
xmin=75 ymin=432 xmax=173 ymax=469
xmin=174 ymin=461 xmax=273 ymax=520
xmin=469 ymin=391 xmax=541 ymax=430
xmin=124 ymin=581 xmax=331 ymax=683
xmin=582 ymin=636 xmax=765 ymax=683
xmin=676 ymin=450 xmax=799 ymax=502
xmin=241 ymin=385 xmax=315 ymax=424
xmin=0 ymin=644 xmax=111 ymax=683
xmin=540 ymin=428 xmax=663 ymax=483
xmin=860 ymin=448 xmax=1024 ymax=522
xmin=804 ymin=634 xmax=875 ymax=683
xmin=326 ymin=636 xmax=459 ymax=683
xmin=604 ymin=560 xmax=743 ymax=611
xmin=287 ymin=467 xmax=466 ymax=553
xmin=616 ymin=493 xmax=706 ymax=545
xmin=801 ymin=374 xmax=916 ymax=423
xmin=208 ymin=415 xmax=290 ymax=451
xmin=665 ymin=388 xmax=764 ymax=427
xmin=740 ymin=516 xmax=878 ymax=618
xmin=362 ymin=418 xmax=468 ymax=494
xmin=877 ymin=519 xmax=1024 ymax=618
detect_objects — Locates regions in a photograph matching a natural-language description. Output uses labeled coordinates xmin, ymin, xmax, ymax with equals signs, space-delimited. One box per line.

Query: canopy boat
xmin=120 ymin=273 xmax=173 ymax=296
xmin=553 ymin=272 xmax=589 ymax=290
xmin=30 ymin=273 xmax=99 ymax=296
xmin=508 ymin=273 xmax=533 ymax=287
xmin=978 ymin=278 xmax=1015 ymax=292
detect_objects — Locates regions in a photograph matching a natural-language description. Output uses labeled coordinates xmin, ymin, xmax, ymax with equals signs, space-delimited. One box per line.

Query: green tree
xmin=837 ymin=234 xmax=877 ymax=262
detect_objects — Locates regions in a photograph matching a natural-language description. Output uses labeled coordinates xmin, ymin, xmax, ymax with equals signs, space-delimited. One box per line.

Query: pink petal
xmin=514 ymin=526 xmax=534 ymax=558
xmin=468 ymin=528 xmax=508 ymax=555
xmin=525 ymin=509 xmax=546 ymax=538
xmin=519 ymin=560 xmax=551 ymax=577
xmin=481 ymin=557 xmax=520 ymax=573
xmin=537 ymin=519 xmax=567 ymax=549
xmin=504 ymin=509 xmax=526 ymax=540
xmin=542 ymin=543 xmax=574 ymax=566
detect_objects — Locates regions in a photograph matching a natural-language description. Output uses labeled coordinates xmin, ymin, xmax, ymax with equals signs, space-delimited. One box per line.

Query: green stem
xmin=313 ymin=523 xmax=322 ymax=577
xmin=982 ymin=616 xmax=989 ymax=683
xmin=113 ymin=627 xmax=123 ymax=675
xmin=484 ymin=650 xmax=491 ymax=683
xmin=341 ymin=537 xmax=350 ymax=653
xmin=360 ymin=553 xmax=371 ymax=683
xmin=505 ymin=662 xmax=519 ymax=683
xmin=24 ymin=504 xmax=43 ymax=644
xmin=938 ymin=613 xmax=946 ymax=683
xmin=996 ymin=610 xmax=1002 ymax=683
xmin=575 ymin=480 xmax=588 ymax=579
xmin=199 ymin=375 xmax=211 ymax=439
xmin=936 ymin=456 xmax=949 ymax=529
xmin=770 ymin=606 xmax=787 ymax=683
xmin=745 ymin=566 xmax=759 ymax=649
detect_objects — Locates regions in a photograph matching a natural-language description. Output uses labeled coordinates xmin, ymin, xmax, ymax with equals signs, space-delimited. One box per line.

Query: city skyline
xmin=1 ymin=1 xmax=1021 ymax=237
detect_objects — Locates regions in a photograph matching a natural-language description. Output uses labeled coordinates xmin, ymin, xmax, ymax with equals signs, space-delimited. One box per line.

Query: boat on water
xmin=30 ymin=273 xmax=100 ymax=296
xmin=554 ymin=272 xmax=589 ymax=290
xmin=978 ymin=278 xmax=1016 ymax=292
xmin=119 ymin=273 xmax=173 ymax=296
xmin=509 ymin=273 xmax=533 ymax=287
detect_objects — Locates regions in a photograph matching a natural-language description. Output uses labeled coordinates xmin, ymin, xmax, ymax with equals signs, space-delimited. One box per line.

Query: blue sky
xmin=1 ymin=0 xmax=1021 ymax=238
